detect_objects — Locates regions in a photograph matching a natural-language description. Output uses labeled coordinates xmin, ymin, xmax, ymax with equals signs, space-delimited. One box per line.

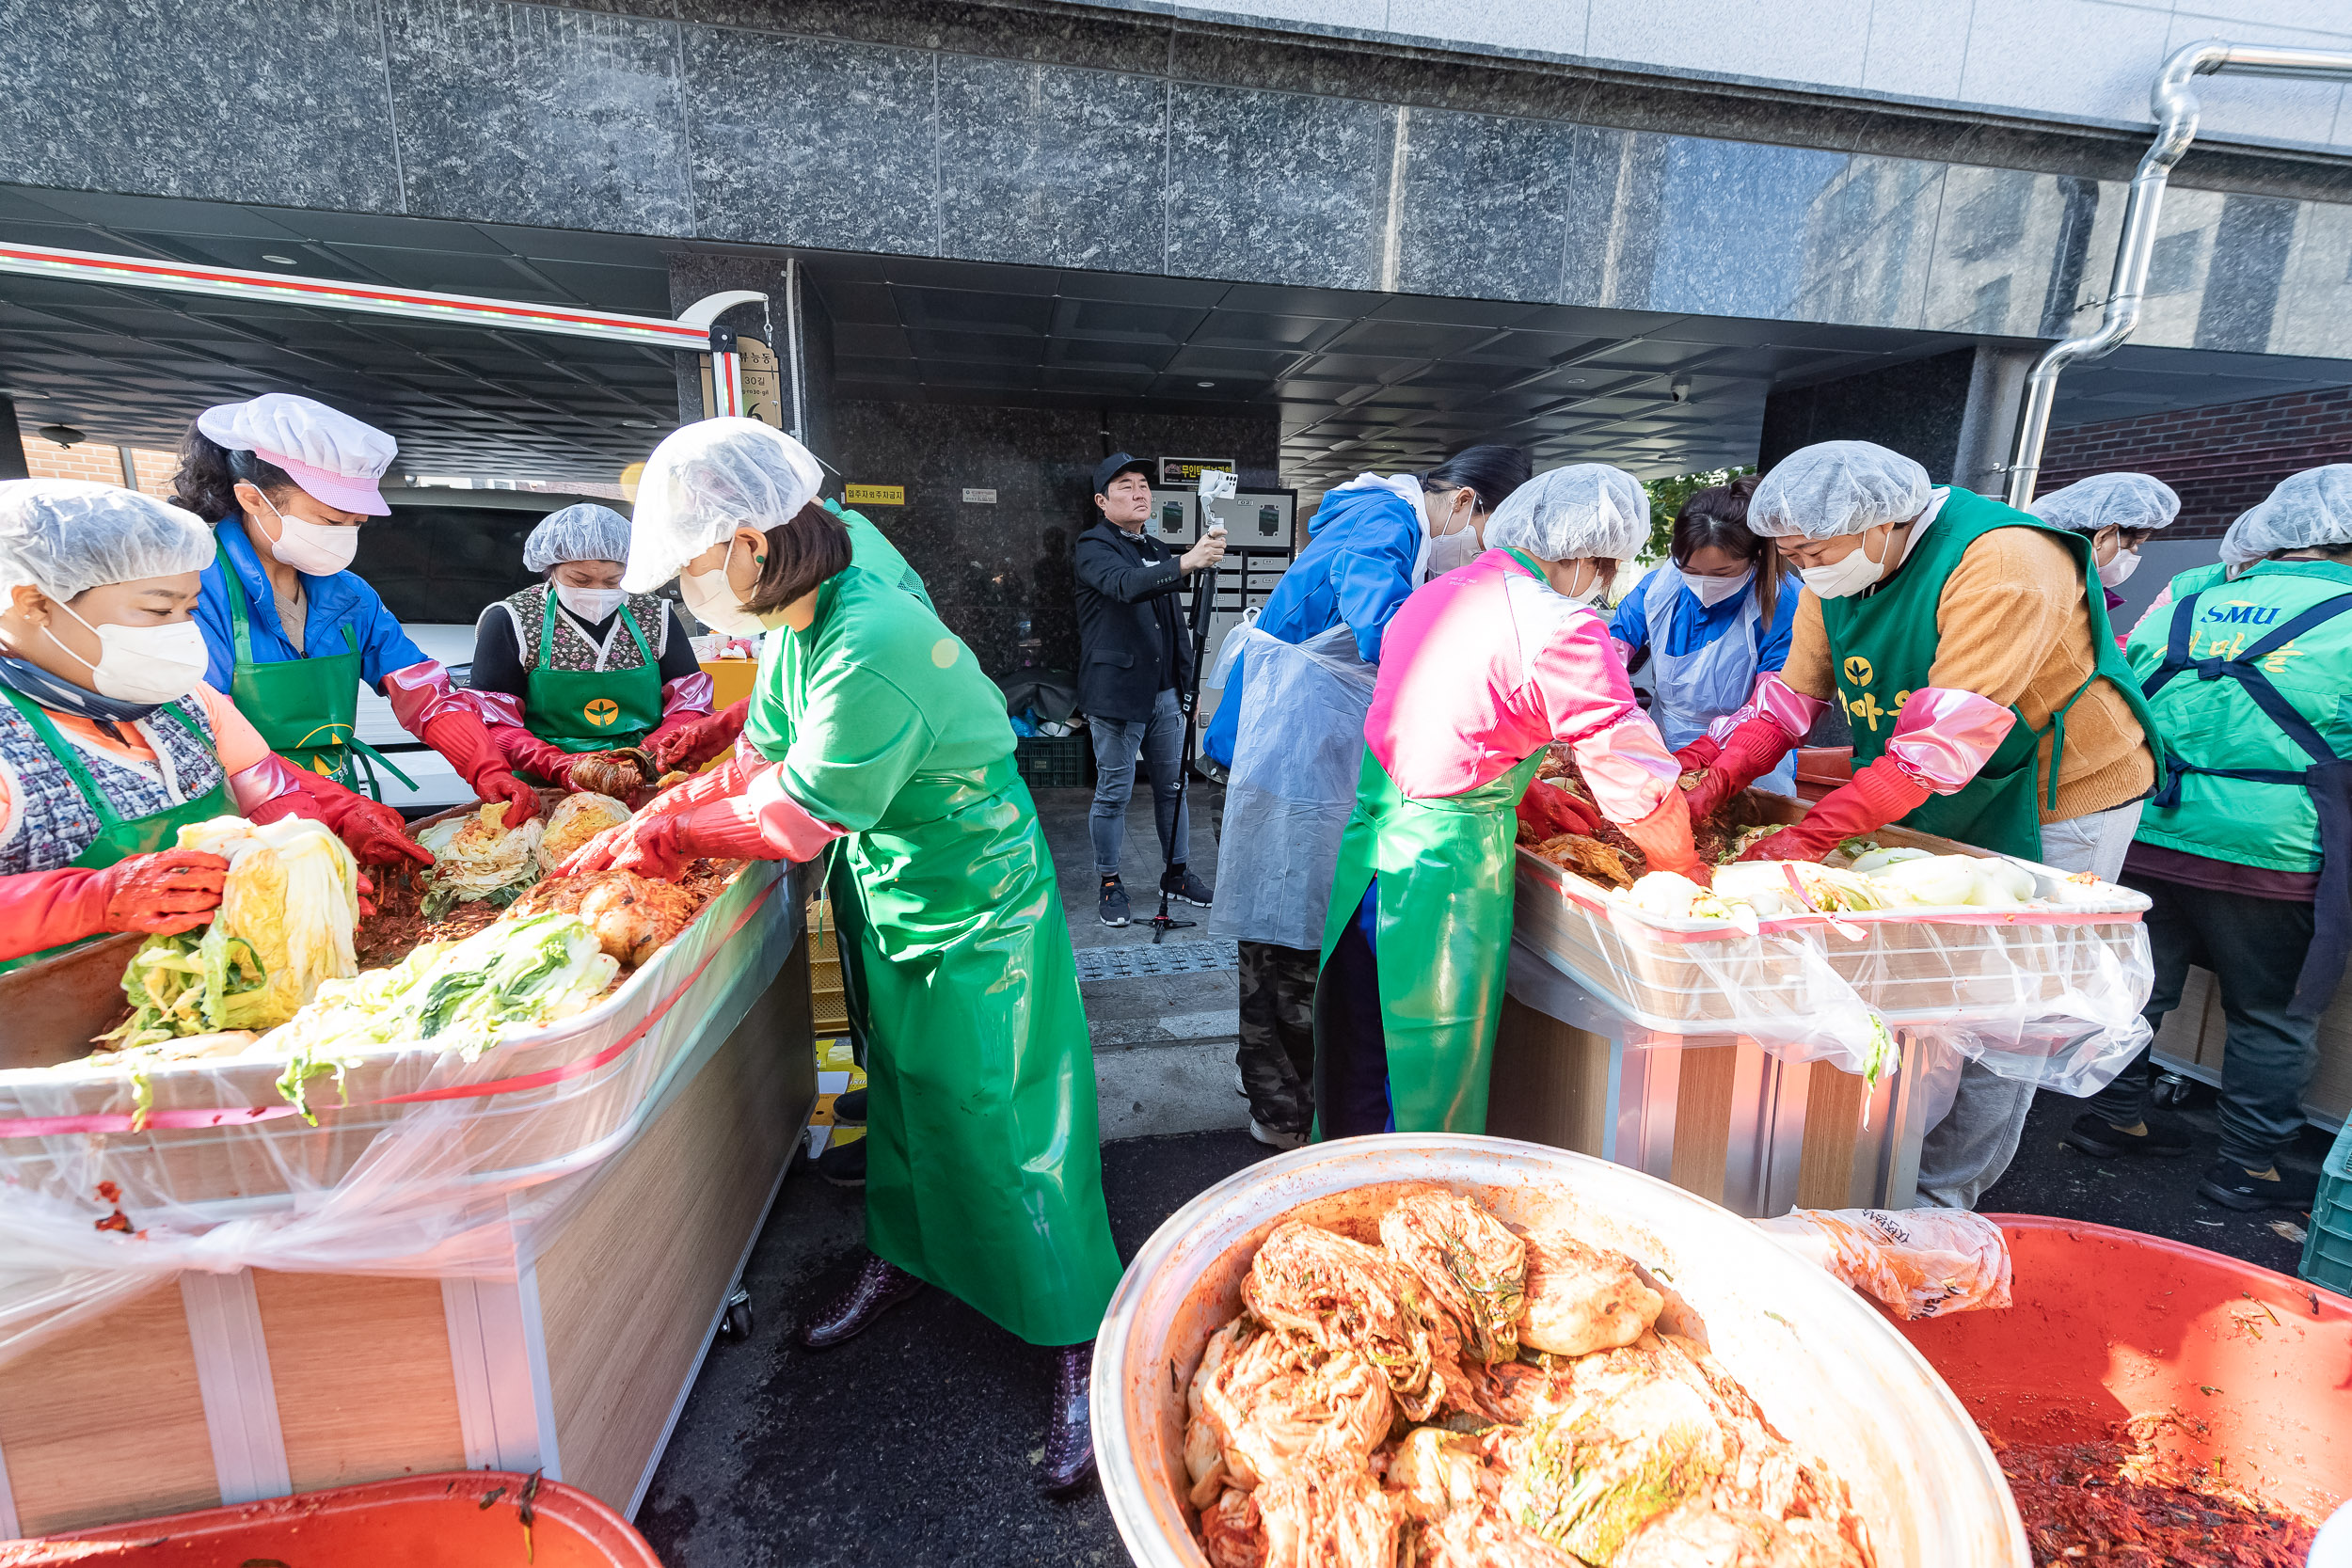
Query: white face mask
xmin=1559 ymin=561 xmax=1608 ymax=609
xmin=2096 ymin=549 xmax=2141 ymax=589
xmin=1425 ymin=524 xmax=1483 ymax=579
xmin=53 ymin=602 xmax=211 ymax=705
xmin=556 ymin=584 xmax=625 ymax=623
xmin=1798 ymin=529 xmax=1892 ymax=600
xmin=1678 ymin=565 xmax=1752 ymax=608
xmin=256 ymin=492 xmax=360 ymax=577
xmin=679 ymin=539 xmax=770 ymax=637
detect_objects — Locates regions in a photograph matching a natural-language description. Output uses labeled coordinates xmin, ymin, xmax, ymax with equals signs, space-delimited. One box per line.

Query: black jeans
xmin=1237 ymin=940 xmax=1317 ymax=1132
xmin=2090 ymin=873 xmax=2320 ymax=1169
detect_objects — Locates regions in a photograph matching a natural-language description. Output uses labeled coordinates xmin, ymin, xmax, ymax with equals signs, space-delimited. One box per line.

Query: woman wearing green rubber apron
xmin=0 ymin=482 xmax=422 ymax=967
xmin=465 ymin=504 xmax=712 ymax=791
xmin=548 ymin=420 xmax=1120 ymax=1494
xmin=1314 ymin=466 xmax=1708 ymax=1138
xmin=1682 ymin=441 xmax=2161 ymax=1209
xmin=179 ymin=394 xmax=543 ymax=823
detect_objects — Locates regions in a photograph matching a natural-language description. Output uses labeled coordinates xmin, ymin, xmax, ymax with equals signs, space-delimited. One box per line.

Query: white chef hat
xmin=196 ymin=393 xmax=397 ymax=516
xmin=2028 ymin=473 xmax=2181 ymax=538
xmin=0 ymin=480 xmax=215 ymax=604
xmin=623 ymin=419 xmax=823 ymax=594
xmin=2221 ymin=465 xmax=2352 ymax=569
xmin=1750 ymin=441 xmax=1932 ymax=540
xmin=1484 ymin=463 xmax=1648 ymax=562
xmin=524 ymin=504 xmax=634 ymax=573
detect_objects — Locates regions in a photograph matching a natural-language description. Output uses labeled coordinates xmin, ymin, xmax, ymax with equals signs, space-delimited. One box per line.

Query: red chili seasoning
xmin=1994 ymin=1433 xmax=2316 ymax=1567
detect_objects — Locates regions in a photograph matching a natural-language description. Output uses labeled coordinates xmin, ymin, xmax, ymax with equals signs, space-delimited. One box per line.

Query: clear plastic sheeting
xmin=0 ymin=861 xmax=795 ymax=1367
xmin=1204 ymin=624 xmax=1379 ymax=953
xmin=1506 ymin=848 xmax=2153 ymax=1094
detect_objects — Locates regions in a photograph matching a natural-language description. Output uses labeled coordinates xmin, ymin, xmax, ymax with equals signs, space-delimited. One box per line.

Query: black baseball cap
xmin=1092 ymin=451 xmax=1152 ymax=496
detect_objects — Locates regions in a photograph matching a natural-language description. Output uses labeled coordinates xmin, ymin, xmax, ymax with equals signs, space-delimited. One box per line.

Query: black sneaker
xmin=1161 ymin=865 xmax=1214 ymax=907
xmin=1099 ymin=877 xmax=1130 ymax=927
xmin=818 ymin=1137 xmax=866 ymax=1187
xmin=832 ymin=1087 xmax=866 ymax=1126
xmin=2063 ymin=1110 xmax=2191 ymax=1159
xmin=2196 ymin=1158 xmax=2318 ymax=1212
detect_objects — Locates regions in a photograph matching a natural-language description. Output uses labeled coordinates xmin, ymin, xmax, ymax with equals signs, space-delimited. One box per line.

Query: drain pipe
xmin=2004 ymin=40 xmax=2352 ymax=508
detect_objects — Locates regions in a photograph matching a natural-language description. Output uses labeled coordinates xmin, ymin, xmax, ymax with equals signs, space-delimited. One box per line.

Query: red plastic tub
xmin=1898 ymin=1215 xmax=2352 ymax=1527
xmin=0 ymin=1472 xmax=661 ymax=1566
xmin=1794 ymin=745 xmax=1853 ymax=802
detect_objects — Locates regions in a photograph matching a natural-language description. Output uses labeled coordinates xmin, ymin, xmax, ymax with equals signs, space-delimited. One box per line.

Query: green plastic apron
xmin=835 ymin=755 xmax=1122 ymax=1347
xmin=1818 ymin=487 xmax=2161 ymax=860
xmin=521 ymin=594 xmax=664 ymax=755
xmin=1314 ymin=744 xmax=1547 ymax=1136
xmin=0 ymin=689 xmax=233 ymax=974
xmin=219 ymin=567 xmax=413 ymax=800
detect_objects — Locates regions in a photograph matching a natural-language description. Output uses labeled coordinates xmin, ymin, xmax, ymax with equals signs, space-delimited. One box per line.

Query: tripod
xmin=1149 ymin=551 xmax=1223 ymax=944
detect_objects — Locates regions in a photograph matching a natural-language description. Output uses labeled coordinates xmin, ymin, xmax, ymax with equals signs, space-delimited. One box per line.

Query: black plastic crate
xmin=1015 ymin=734 xmax=1091 ymax=789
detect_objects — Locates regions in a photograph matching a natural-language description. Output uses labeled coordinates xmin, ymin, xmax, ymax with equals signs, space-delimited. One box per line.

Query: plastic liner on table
xmin=0 ymin=859 xmax=797 ymax=1367
xmin=1505 ymin=839 xmax=2153 ymax=1095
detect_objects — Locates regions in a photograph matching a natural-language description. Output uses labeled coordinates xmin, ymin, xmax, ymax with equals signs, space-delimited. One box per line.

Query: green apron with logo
xmin=1314 ymin=733 xmax=1548 ymax=1137
xmin=0 ymin=689 xmax=234 ymax=974
xmin=219 ymin=566 xmax=412 ymax=800
xmin=521 ymin=593 xmax=664 ymax=756
xmin=1817 ymin=487 xmax=2160 ymax=860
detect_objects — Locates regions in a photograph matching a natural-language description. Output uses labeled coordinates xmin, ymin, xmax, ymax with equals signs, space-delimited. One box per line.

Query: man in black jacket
xmin=1074 ymin=452 xmax=1228 ymax=926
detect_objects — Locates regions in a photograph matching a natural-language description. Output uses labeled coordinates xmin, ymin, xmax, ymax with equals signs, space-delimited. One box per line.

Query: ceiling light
xmin=622 ymin=419 xmax=656 ymax=429
xmin=262 ymin=254 xmax=299 ymax=266
xmin=37 ymin=423 xmax=85 ymax=448
xmin=1197 ymin=381 xmax=1216 ymax=388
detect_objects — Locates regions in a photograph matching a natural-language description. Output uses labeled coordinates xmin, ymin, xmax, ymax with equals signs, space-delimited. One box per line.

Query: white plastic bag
xmin=1207 ymin=624 xmax=1379 ymax=951
xmin=1757 ymin=1206 xmax=2012 ymax=1319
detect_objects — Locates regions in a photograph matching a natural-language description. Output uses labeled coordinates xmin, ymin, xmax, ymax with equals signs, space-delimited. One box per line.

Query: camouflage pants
xmin=1237 ymin=940 xmax=1317 ymax=1132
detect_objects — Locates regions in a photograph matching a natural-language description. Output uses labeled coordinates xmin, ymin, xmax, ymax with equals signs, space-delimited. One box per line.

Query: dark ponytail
xmin=170 ymin=419 xmax=297 ymax=522
xmin=1671 ymin=473 xmax=1775 ymax=627
xmin=1419 ymin=444 xmax=1531 ymax=515
xmin=742 ymin=500 xmax=852 ymax=613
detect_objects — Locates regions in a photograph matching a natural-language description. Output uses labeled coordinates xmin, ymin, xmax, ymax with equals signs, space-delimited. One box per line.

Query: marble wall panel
xmin=1165 ymin=85 xmax=1396 ymax=291
xmin=0 ymin=0 xmax=402 ymax=211
xmin=1391 ymin=107 xmax=1576 ymax=303
xmin=675 ymin=0 xmax=1169 ymax=74
xmin=938 ymin=56 xmax=1168 ymax=273
xmin=384 ymin=0 xmax=693 ymax=234
xmin=683 ymin=24 xmax=938 ymax=252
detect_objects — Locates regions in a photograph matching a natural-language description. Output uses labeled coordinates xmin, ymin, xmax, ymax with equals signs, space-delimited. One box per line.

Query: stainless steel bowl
xmin=1092 ymin=1134 xmax=2028 ymax=1568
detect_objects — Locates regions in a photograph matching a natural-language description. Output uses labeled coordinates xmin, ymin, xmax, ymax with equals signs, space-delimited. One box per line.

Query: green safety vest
xmin=1818 ymin=486 xmax=2160 ymax=859
xmin=2128 ymin=558 xmax=2352 ymax=873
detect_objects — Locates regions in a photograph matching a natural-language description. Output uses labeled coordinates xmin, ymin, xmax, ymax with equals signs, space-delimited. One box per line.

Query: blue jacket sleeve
xmin=1610 ymin=571 xmax=1654 ymax=653
xmin=342 ymin=578 xmax=429 ymax=689
xmin=1331 ymin=511 xmax=1422 ymax=665
xmin=195 ymin=562 xmax=237 ymax=692
xmin=1756 ymin=573 xmax=1800 ymax=673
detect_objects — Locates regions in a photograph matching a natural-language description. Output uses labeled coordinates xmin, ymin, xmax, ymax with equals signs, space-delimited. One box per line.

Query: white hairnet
xmin=2028 ymin=472 xmax=2180 ymax=537
xmin=622 ymin=419 xmax=823 ymax=594
xmin=1750 ymin=440 xmax=1931 ymax=540
xmin=1483 ymin=463 xmax=1648 ymax=562
xmin=0 ymin=480 xmax=215 ymax=603
xmin=524 ymin=503 xmax=633 ymax=572
xmin=2221 ymin=465 xmax=2352 ymax=569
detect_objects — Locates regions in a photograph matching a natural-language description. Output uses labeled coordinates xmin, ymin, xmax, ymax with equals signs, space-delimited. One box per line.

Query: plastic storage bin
xmin=2303 ymin=1115 xmax=2352 ymax=1293
xmin=1015 ymin=733 xmax=1089 ymax=788
xmin=0 ymin=1472 xmax=663 ymax=1566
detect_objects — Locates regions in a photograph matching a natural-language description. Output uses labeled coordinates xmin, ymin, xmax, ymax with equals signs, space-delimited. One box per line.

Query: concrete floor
xmin=634 ymin=781 xmax=2338 ymax=1565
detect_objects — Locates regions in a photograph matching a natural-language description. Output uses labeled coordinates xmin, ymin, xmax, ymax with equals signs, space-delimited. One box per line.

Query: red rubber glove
xmin=1738 ymin=754 xmax=1931 ymax=863
xmin=559 ymin=797 xmax=775 ymax=881
xmin=420 ymin=709 xmax=543 ymax=823
xmin=647 ymin=698 xmax=748 ymax=775
xmin=1683 ymin=713 xmax=1801 ymax=825
xmin=251 ymin=764 xmax=435 ymax=872
xmin=1618 ymin=789 xmax=1710 ymax=886
xmin=1517 ymin=777 xmax=1603 ymax=841
xmin=487 ymin=723 xmax=586 ymax=791
xmin=0 ymin=852 xmax=229 ymax=963
xmin=1672 ymin=735 xmax=1722 ymax=773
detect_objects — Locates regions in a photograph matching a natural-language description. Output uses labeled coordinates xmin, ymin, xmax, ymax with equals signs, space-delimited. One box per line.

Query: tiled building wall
xmin=2039 ymin=387 xmax=2352 ymax=540
xmin=20 ymin=442 xmax=177 ymax=497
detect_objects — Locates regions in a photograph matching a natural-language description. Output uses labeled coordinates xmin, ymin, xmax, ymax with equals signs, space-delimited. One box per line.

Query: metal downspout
xmin=2004 ymin=40 xmax=2352 ymax=509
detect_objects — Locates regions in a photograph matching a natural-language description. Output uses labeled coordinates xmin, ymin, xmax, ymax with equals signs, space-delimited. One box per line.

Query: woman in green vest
xmin=467 ymin=504 xmax=713 ymax=790
xmin=180 ymin=394 xmax=542 ymax=821
xmin=2070 ymin=466 xmax=2352 ymax=1212
xmin=548 ymin=420 xmax=1121 ymax=1495
xmin=0 ymin=482 xmax=421 ymax=966
xmin=1679 ymin=440 xmax=2161 ymax=1210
